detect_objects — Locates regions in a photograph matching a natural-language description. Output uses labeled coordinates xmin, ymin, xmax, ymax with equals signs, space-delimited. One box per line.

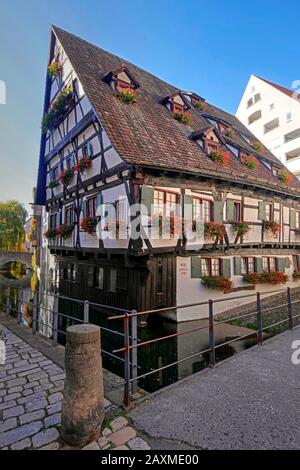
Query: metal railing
xmin=1 ymin=285 xmax=300 ymax=407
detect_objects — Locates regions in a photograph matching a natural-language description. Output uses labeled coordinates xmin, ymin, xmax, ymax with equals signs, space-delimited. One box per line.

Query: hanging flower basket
xmin=81 ymin=217 xmax=97 ymax=234
xmin=193 ymin=101 xmax=207 ymax=111
xmin=42 ymin=86 xmax=74 ymax=132
xmin=48 ymin=180 xmax=59 ymax=189
xmin=293 ymin=271 xmax=300 ymax=280
xmin=48 ymin=61 xmax=62 ymax=78
xmin=240 ymin=154 xmax=258 ymax=170
xmin=56 ymin=224 xmax=74 ymax=239
xmin=202 ymin=276 xmax=233 ymax=293
xmin=229 ymin=220 xmax=251 ymax=237
xmin=172 ymin=111 xmax=192 ymax=126
xmin=210 ymin=151 xmax=230 ymax=166
xmin=251 ymin=141 xmax=263 ymax=153
xmin=263 ymin=220 xmax=281 ymax=238
xmin=44 ymin=228 xmax=58 ymax=239
xmin=75 ymin=157 xmax=92 ymax=175
xmin=204 ymin=222 xmax=227 ymax=240
xmin=114 ymin=86 xmax=137 ymax=103
xmin=59 ymin=168 xmax=75 ymax=187
xmin=278 ymin=172 xmax=293 ymax=185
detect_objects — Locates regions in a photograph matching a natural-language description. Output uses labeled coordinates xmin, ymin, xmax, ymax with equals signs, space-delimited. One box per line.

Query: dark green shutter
xmin=258 ymin=201 xmax=266 ymax=221
xmin=256 ymin=258 xmax=263 ymax=274
xmin=214 ymin=201 xmax=223 ymax=224
xmin=191 ymin=257 xmax=202 ymax=278
xmin=290 ymin=208 xmax=296 ymax=230
xmin=234 ymin=257 xmax=241 ymax=275
xmin=293 ymin=256 xmax=297 ymax=270
xmin=285 ymin=257 xmax=291 ymax=268
xmin=141 ymin=186 xmax=154 ymax=216
xmin=278 ymin=258 xmax=286 ymax=273
xmin=222 ymin=258 xmax=231 ymax=278
xmin=82 ymin=200 xmax=87 ymax=218
xmin=226 ymin=200 xmax=234 ymax=221
xmin=182 ymin=194 xmax=193 ymax=219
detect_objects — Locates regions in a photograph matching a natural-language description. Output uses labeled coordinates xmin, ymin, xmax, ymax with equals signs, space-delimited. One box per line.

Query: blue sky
xmin=0 ymin=0 xmax=299 ymax=213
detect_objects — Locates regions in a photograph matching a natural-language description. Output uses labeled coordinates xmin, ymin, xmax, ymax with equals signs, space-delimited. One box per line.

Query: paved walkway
xmin=130 ymin=326 xmax=300 ymax=450
xmin=0 ymin=323 xmax=150 ymax=450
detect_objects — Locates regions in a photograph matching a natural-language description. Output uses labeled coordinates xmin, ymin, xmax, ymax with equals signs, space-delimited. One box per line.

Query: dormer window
xmin=172 ymin=102 xmax=185 ymax=114
xmin=103 ymin=65 xmax=139 ymax=103
xmin=272 ymin=167 xmax=279 ymax=177
xmin=206 ymin=141 xmax=219 ymax=154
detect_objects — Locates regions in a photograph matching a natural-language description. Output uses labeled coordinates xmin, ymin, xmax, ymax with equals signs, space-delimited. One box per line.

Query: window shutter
xmin=278 ymin=258 xmax=286 ymax=273
xmin=141 ymin=186 xmax=154 ymax=216
xmin=222 ymin=258 xmax=231 ymax=278
xmin=191 ymin=257 xmax=202 ymax=278
xmin=226 ymin=200 xmax=234 ymax=221
xmin=285 ymin=257 xmax=291 ymax=268
xmin=256 ymin=258 xmax=263 ymax=274
xmin=82 ymin=200 xmax=87 ymax=218
xmin=234 ymin=257 xmax=241 ymax=275
xmin=213 ymin=201 xmax=223 ymax=224
xmin=258 ymin=201 xmax=266 ymax=220
xmin=290 ymin=208 xmax=296 ymax=230
xmin=293 ymin=256 xmax=297 ymax=270
xmin=96 ymin=192 xmax=103 ymax=217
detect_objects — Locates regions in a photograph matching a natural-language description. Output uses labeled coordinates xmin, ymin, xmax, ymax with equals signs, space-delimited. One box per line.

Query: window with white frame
xmin=241 ymin=257 xmax=256 ymax=275
xmin=193 ymin=198 xmax=212 ymax=222
xmin=263 ymin=257 xmax=277 ymax=272
xmin=296 ymin=211 xmax=300 ymax=230
xmin=65 ymin=206 xmax=74 ymax=225
xmin=265 ymin=203 xmax=273 ymax=222
xmin=201 ymin=258 xmax=221 ymax=276
xmin=153 ymin=189 xmax=178 ymax=216
xmin=66 ymin=152 xmax=76 ymax=169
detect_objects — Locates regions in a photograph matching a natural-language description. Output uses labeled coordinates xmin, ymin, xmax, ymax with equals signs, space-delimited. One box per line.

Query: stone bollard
xmin=61 ymin=324 xmax=104 ymax=447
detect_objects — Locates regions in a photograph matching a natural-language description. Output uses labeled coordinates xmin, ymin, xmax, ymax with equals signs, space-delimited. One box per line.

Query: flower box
xmin=81 ymin=217 xmax=97 ymax=234
xmin=243 ymin=271 xmax=288 ymax=285
xmin=48 ymin=61 xmax=62 ymax=78
xmin=172 ymin=111 xmax=192 ymax=126
xmin=263 ymin=220 xmax=281 ymax=238
xmin=201 ymin=276 xmax=233 ymax=293
xmin=240 ymin=154 xmax=258 ymax=170
xmin=229 ymin=220 xmax=251 ymax=237
xmin=59 ymin=168 xmax=75 ymax=187
xmin=114 ymin=86 xmax=136 ymax=103
xmin=210 ymin=151 xmax=230 ymax=166
xmin=57 ymin=224 xmax=74 ymax=239
xmin=204 ymin=222 xmax=227 ymax=240
xmin=75 ymin=157 xmax=92 ymax=175
xmin=44 ymin=228 xmax=58 ymax=239
xmin=42 ymin=86 xmax=74 ymax=132
xmin=278 ymin=172 xmax=293 ymax=185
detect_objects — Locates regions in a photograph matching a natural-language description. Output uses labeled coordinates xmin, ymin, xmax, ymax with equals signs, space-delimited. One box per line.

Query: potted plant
xmin=263 ymin=220 xmax=281 ymax=238
xmin=243 ymin=272 xmax=261 ymax=285
xmin=114 ymin=86 xmax=137 ymax=103
xmin=201 ymin=276 xmax=233 ymax=293
xmin=48 ymin=180 xmax=59 ymax=189
xmin=240 ymin=154 xmax=258 ymax=170
xmin=252 ymin=141 xmax=263 ymax=153
xmin=204 ymin=222 xmax=227 ymax=240
xmin=224 ymin=128 xmax=235 ymax=139
xmin=278 ymin=172 xmax=293 ymax=185
xmin=44 ymin=228 xmax=58 ymax=239
xmin=193 ymin=101 xmax=207 ymax=111
xmin=81 ymin=217 xmax=97 ymax=234
xmin=75 ymin=157 xmax=92 ymax=175
xmin=210 ymin=150 xmax=230 ymax=166
xmin=229 ymin=220 xmax=251 ymax=243
xmin=42 ymin=85 xmax=74 ymax=132
xmin=57 ymin=224 xmax=74 ymax=239
xmin=59 ymin=168 xmax=75 ymax=187
xmin=172 ymin=111 xmax=192 ymax=125
xmin=48 ymin=61 xmax=62 ymax=78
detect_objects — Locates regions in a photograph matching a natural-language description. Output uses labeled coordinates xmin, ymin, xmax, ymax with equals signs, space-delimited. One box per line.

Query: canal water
xmin=0 ymin=262 xmax=32 ymax=320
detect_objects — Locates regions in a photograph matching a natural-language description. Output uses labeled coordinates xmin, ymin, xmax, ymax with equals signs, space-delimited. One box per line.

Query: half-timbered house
xmin=35 ymin=27 xmax=300 ymax=321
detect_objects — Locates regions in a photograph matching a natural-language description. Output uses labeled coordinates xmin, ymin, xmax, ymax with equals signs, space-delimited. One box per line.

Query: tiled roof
xmin=51 ymin=26 xmax=300 ymax=196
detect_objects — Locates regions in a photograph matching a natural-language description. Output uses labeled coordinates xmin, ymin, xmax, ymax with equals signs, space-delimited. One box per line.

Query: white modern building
xmin=236 ymin=75 xmax=300 ymax=178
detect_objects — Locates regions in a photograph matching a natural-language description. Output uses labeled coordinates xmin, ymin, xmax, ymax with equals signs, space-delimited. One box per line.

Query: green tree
xmin=0 ymin=200 xmax=27 ymax=251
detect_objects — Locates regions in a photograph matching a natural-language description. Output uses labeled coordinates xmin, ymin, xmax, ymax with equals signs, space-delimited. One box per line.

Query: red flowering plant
xmin=229 ymin=220 xmax=251 ymax=243
xmin=56 ymin=224 xmax=74 ymax=239
xmin=240 ymin=154 xmax=258 ymax=170
xmin=243 ymin=272 xmax=261 ymax=284
xmin=59 ymin=168 xmax=75 ymax=187
xmin=204 ymin=222 xmax=227 ymax=241
xmin=210 ymin=150 xmax=230 ymax=166
xmin=48 ymin=61 xmax=62 ymax=78
xmin=293 ymin=271 xmax=300 ymax=280
xmin=278 ymin=172 xmax=293 ymax=185
xmin=201 ymin=276 xmax=233 ymax=293
xmin=260 ymin=272 xmax=288 ymax=285
xmin=44 ymin=228 xmax=58 ymax=239
xmin=80 ymin=217 xmax=97 ymax=234
xmin=114 ymin=86 xmax=137 ymax=103
xmin=172 ymin=111 xmax=192 ymax=126
xmin=75 ymin=157 xmax=92 ymax=175
xmin=263 ymin=220 xmax=281 ymax=238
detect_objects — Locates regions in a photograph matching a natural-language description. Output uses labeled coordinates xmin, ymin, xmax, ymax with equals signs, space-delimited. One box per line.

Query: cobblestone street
xmin=0 ymin=323 xmax=150 ymax=451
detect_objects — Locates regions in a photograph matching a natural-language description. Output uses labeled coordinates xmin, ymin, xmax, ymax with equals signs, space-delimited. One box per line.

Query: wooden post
xmin=61 ymin=324 xmax=104 ymax=447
